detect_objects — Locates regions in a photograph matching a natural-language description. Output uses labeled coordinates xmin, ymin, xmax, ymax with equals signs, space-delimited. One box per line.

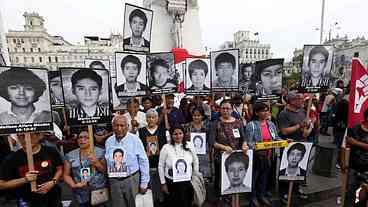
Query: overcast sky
xmin=1 ymin=0 xmax=367 ymax=60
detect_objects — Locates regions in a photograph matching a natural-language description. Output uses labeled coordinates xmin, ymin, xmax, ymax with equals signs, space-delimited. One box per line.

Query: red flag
xmin=171 ymin=48 xmax=206 ymax=93
xmin=348 ymin=58 xmax=368 ymax=128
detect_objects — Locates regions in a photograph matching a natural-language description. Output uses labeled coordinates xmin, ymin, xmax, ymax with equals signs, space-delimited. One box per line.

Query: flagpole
xmin=320 ymin=0 xmax=325 ymax=44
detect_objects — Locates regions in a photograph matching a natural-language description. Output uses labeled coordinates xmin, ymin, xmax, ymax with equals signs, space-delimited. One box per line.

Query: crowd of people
xmin=0 ymin=81 xmax=366 ymax=207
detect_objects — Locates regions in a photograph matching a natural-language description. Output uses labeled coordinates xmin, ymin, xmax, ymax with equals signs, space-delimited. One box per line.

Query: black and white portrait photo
xmin=173 ymin=157 xmax=192 ymax=182
xmin=221 ymin=150 xmax=253 ymax=195
xmin=300 ymin=45 xmax=334 ymax=93
xmin=0 ymin=54 xmax=5 ymax=66
xmin=60 ymin=68 xmax=111 ymax=126
xmin=185 ymin=58 xmax=211 ymax=95
xmin=252 ymin=59 xmax=284 ymax=101
xmin=147 ymin=52 xmax=177 ymax=94
xmin=80 ymin=167 xmax=91 ymax=182
xmin=279 ymin=142 xmax=313 ymax=181
xmin=239 ymin=63 xmax=255 ymax=94
xmin=111 ymin=77 xmax=129 ymax=110
xmin=48 ymin=71 xmax=64 ymax=107
xmin=107 ymin=147 xmax=129 ymax=178
xmin=123 ymin=3 xmax=153 ymax=53
xmin=0 ymin=66 xmax=53 ymax=134
xmin=211 ymin=49 xmax=239 ymax=91
xmin=84 ymin=59 xmax=110 ymax=70
xmin=190 ymin=132 xmax=206 ymax=155
xmin=115 ymin=52 xmax=149 ymax=97
xmin=146 ymin=135 xmax=159 ymax=156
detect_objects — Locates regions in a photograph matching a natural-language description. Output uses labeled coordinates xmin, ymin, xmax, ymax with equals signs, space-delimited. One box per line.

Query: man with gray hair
xmin=105 ymin=115 xmax=150 ymax=207
xmin=138 ymin=108 xmax=167 ymax=206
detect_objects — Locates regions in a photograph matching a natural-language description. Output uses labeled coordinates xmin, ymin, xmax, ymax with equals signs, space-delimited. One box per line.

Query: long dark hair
xmin=169 ymin=125 xmax=190 ymax=151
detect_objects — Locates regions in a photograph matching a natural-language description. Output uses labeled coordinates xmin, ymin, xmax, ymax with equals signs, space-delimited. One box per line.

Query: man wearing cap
xmin=277 ymin=91 xmax=312 ymax=202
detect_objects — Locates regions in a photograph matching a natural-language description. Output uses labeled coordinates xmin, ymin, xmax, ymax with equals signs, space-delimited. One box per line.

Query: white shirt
xmin=158 ymin=142 xmax=199 ymax=184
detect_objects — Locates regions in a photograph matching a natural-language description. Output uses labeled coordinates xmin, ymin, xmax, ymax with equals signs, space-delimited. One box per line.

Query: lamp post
xmin=167 ymin=0 xmax=187 ymax=48
xmin=320 ymin=0 xmax=325 ymax=44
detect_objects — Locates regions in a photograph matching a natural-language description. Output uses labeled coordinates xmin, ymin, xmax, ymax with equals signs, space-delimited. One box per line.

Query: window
xmin=39 ymin=57 xmax=42 ymax=62
xmin=15 ymin=57 xmax=19 ymax=63
xmin=55 ymin=57 xmax=58 ymax=63
xmin=49 ymin=57 xmax=52 ymax=63
xmin=21 ymin=39 xmax=24 ymax=44
xmin=13 ymin=39 xmax=16 ymax=43
xmin=24 ymin=57 xmax=27 ymax=63
xmin=30 ymin=48 xmax=33 ymax=52
xmin=38 ymin=48 xmax=41 ymax=52
xmin=31 ymin=57 xmax=35 ymax=63
xmin=22 ymin=48 xmax=26 ymax=52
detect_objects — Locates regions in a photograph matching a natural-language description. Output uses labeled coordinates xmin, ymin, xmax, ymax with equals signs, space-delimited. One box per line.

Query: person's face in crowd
xmin=74 ymin=78 xmax=101 ymax=108
xmin=130 ymin=16 xmax=145 ymax=38
xmin=260 ymin=64 xmax=282 ymax=94
xmin=122 ymin=62 xmax=139 ymax=83
xmin=17 ymin=133 xmax=42 ymax=150
xmin=256 ymin=108 xmax=269 ymax=121
xmin=243 ymin=66 xmax=252 ymax=81
xmin=191 ymin=68 xmax=206 ymax=89
xmin=216 ymin=62 xmax=234 ymax=82
xmin=290 ymin=94 xmax=305 ymax=109
xmin=113 ymin=117 xmax=129 ymax=137
xmin=287 ymin=149 xmax=303 ymax=168
xmin=153 ymin=66 xmax=169 ymax=86
xmin=227 ymin=161 xmax=247 ymax=187
xmin=127 ymin=102 xmax=139 ymax=115
xmin=143 ymin=99 xmax=153 ymax=111
xmin=146 ymin=114 xmax=158 ymax=127
xmin=220 ymin=102 xmax=233 ymax=119
xmin=177 ymin=161 xmax=186 ymax=173
xmin=7 ymin=84 xmax=36 ymax=107
xmin=165 ymin=97 xmax=174 ymax=109
xmin=172 ymin=128 xmax=184 ymax=144
xmin=113 ymin=151 xmax=124 ymax=164
xmin=77 ymin=131 xmax=90 ymax=150
xmin=309 ymin=53 xmax=327 ymax=78
xmin=193 ymin=137 xmax=202 ymax=148
xmin=192 ymin=110 xmax=203 ymax=124
xmin=50 ymin=77 xmax=64 ymax=102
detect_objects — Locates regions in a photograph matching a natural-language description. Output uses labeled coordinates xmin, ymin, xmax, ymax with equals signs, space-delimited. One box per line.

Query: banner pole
xmin=25 ymin=133 xmax=37 ymax=192
xmin=340 ymin=147 xmax=350 ymax=206
xmin=88 ymin=125 xmax=95 ymax=172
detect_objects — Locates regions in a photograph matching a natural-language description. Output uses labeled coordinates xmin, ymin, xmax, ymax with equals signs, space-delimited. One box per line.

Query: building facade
xmin=234 ymin=31 xmax=272 ymax=63
xmin=6 ymin=12 xmax=123 ymax=74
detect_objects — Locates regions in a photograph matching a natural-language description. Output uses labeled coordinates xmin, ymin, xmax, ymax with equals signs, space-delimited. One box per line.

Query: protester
xmin=64 ymin=129 xmax=107 ymax=207
xmin=123 ymin=98 xmax=147 ymax=134
xmin=184 ymin=107 xmax=212 ymax=179
xmin=0 ymin=133 xmax=63 ymax=207
xmin=320 ymin=90 xmax=336 ymax=135
xmin=210 ymin=99 xmax=249 ymax=202
xmin=141 ymin=96 xmax=154 ymax=112
xmin=105 ymin=115 xmax=150 ymax=207
xmin=158 ymin=94 xmax=185 ymax=129
xmin=138 ymin=109 xmax=167 ymax=206
xmin=158 ymin=125 xmax=199 ymax=207
xmin=245 ymin=102 xmax=280 ymax=206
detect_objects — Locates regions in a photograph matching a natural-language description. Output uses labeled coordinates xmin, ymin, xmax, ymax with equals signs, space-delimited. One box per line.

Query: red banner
xmin=348 ymin=58 xmax=368 ymax=128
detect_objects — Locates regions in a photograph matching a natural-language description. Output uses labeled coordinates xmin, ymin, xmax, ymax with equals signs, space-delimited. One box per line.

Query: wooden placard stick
xmin=88 ymin=125 xmax=96 ymax=172
xmin=25 ymin=133 xmax=37 ymax=192
xmin=287 ymin=181 xmax=294 ymax=207
xmin=306 ymin=94 xmax=313 ymax=120
xmin=7 ymin=135 xmax=15 ymax=152
xmin=232 ymin=194 xmax=240 ymax=207
xmin=161 ymin=94 xmax=170 ymax=130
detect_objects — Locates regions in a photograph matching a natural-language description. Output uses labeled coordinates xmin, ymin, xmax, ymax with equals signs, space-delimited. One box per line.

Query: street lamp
xmin=167 ymin=0 xmax=187 ymax=48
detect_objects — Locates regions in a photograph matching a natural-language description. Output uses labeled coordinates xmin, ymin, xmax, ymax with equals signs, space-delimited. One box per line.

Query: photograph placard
xmin=48 ymin=71 xmax=64 ymax=108
xmin=239 ymin=63 xmax=255 ymax=94
xmin=190 ymin=132 xmax=206 ymax=155
xmin=123 ymin=3 xmax=153 ymax=53
xmin=251 ymin=59 xmax=284 ymax=101
xmin=210 ymin=49 xmax=239 ymax=92
xmin=0 ymin=66 xmax=53 ymax=134
xmin=173 ymin=157 xmax=192 ymax=182
xmin=185 ymin=58 xmax=211 ymax=95
xmin=60 ymin=68 xmax=111 ymax=126
xmin=106 ymin=146 xmax=129 ymax=178
xmin=115 ymin=52 xmax=149 ymax=97
xmin=147 ymin=52 xmax=177 ymax=94
xmin=279 ymin=142 xmax=313 ymax=181
xmin=299 ymin=45 xmax=334 ymax=93
xmin=221 ymin=150 xmax=253 ymax=195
